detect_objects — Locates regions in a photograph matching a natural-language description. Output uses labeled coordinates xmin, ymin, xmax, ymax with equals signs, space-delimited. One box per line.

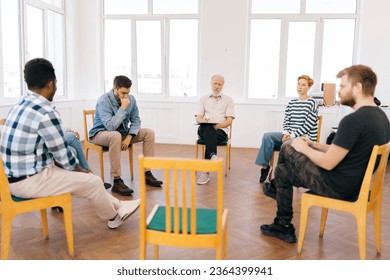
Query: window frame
xmin=102 ymin=0 xmax=200 ymax=100
xmin=0 ymin=0 xmax=66 ymax=101
xmin=246 ymin=0 xmax=360 ymax=103
xmin=23 ymin=0 xmax=67 ymax=97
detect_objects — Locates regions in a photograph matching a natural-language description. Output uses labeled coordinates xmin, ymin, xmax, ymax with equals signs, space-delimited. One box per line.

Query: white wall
xmin=3 ymin=0 xmax=388 ymax=149
xmin=357 ymin=0 xmax=390 ymax=104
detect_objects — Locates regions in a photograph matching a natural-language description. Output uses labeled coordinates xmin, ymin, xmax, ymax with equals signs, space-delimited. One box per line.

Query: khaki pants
xmin=91 ymin=128 xmax=155 ymax=178
xmin=9 ymin=163 xmax=120 ymax=220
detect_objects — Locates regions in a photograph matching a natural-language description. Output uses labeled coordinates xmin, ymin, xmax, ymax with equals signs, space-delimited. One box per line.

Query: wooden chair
xmin=0 ymin=118 xmax=74 ymax=259
xmin=195 ymin=124 xmax=232 ymax=176
xmin=268 ymin=115 xmax=323 ymax=180
xmin=139 ymin=155 xmax=228 ymax=260
xmin=83 ymin=110 xmax=134 ymax=184
xmin=297 ymin=143 xmax=390 ymax=259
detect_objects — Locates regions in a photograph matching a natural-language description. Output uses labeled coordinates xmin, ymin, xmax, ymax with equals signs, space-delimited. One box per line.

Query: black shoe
xmin=104 ymin=182 xmax=112 ymax=189
xmin=263 ymin=179 xmax=276 ymax=200
xmin=259 ymin=166 xmax=271 ymax=183
xmin=260 ymin=222 xmax=297 ymax=243
xmin=145 ymin=171 xmax=163 ymax=187
xmin=51 ymin=206 xmax=63 ymax=212
xmin=112 ymin=178 xmax=134 ymax=196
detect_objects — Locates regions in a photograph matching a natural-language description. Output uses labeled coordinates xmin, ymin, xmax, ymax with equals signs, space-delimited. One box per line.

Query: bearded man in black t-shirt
xmin=260 ymin=64 xmax=390 ymax=243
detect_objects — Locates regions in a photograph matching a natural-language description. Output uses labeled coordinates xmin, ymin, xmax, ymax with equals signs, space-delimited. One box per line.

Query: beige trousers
xmin=9 ymin=163 xmax=120 ymax=220
xmin=91 ymin=128 xmax=155 ymax=178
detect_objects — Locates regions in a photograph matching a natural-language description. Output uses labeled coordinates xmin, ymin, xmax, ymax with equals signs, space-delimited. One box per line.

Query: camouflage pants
xmin=273 ymin=141 xmax=343 ymax=225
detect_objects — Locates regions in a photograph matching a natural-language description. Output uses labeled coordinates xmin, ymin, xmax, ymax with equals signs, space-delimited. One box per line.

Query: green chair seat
xmin=148 ymin=206 xmax=217 ymax=234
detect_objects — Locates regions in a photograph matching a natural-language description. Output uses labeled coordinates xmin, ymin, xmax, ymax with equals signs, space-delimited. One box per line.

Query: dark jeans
xmin=274 ymin=141 xmax=344 ymax=225
xmin=197 ymin=124 xmax=227 ymax=159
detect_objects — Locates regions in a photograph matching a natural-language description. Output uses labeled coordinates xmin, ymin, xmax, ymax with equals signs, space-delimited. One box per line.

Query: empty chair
xmin=139 ymin=155 xmax=228 ymax=259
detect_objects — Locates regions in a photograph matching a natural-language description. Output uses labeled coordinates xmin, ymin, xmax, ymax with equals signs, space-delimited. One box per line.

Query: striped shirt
xmin=0 ymin=93 xmax=77 ymax=178
xmin=283 ymin=97 xmax=319 ymax=141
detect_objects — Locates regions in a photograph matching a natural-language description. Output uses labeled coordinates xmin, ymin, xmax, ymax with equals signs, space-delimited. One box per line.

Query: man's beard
xmin=340 ymin=92 xmax=356 ymax=107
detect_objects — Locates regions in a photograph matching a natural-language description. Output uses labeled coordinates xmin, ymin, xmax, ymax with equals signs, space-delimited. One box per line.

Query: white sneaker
xmin=108 ymin=199 xmax=140 ymax=229
xmin=211 ymin=154 xmax=219 ymax=161
xmin=197 ymin=172 xmax=210 ymax=185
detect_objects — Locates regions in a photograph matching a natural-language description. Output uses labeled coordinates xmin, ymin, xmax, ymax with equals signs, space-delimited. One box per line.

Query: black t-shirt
xmin=320 ymin=106 xmax=390 ymax=199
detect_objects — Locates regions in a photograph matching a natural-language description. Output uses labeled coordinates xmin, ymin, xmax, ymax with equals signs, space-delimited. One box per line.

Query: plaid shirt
xmin=0 ymin=93 xmax=77 ymax=178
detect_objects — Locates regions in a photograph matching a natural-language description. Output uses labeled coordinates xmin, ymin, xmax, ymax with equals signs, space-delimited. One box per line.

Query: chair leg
xmin=356 ymin=215 xmax=367 ymax=260
xmin=39 ymin=209 xmax=49 ymax=239
xmin=225 ymin=145 xmax=229 ymax=177
xmin=223 ymin=225 xmax=228 ymax=260
xmin=319 ymin=208 xmax=329 ymax=237
xmin=1 ymin=217 xmax=13 ymax=260
xmin=139 ymin=243 xmax=146 ymax=260
xmin=63 ymin=202 xmax=75 ymax=258
xmin=154 ymin=245 xmax=159 ymax=260
xmin=297 ymin=202 xmax=310 ymax=254
xmin=195 ymin=142 xmax=199 ymax=159
xmin=99 ymin=152 xmax=105 ymax=182
xmin=373 ymin=204 xmax=382 ymax=254
xmin=129 ymin=147 xmax=134 ymax=180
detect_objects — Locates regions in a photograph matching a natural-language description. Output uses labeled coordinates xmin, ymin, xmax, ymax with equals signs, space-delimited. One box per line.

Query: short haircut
xmin=113 ymin=75 xmax=132 ymax=89
xmin=24 ymin=58 xmax=56 ymax=90
xmin=298 ymin=75 xmax=314 ymax=87
xmin=336 ymin=64 xmax=377 ymax=96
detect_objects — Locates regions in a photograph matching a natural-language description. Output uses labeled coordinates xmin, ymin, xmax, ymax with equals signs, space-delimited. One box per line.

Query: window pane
xmin=248 ymin=19 xmax=281 ymax=99
xmin=306 ymin=0 xmax=357 ymax=13
xmin=40 ymin=0 xmax=63 ymax=9
xmin=153 ymin=0 xmax=198 ymax=14
xmin=104 ymin=0 xmax=147 ymax=15
xmin=26 ymin=5 xmax=44 ymax=60
xmin=48 ymin=10 xmax=65 ymax=96
xmin=321 ymin=19 xmax=355 ymax=83
xmin=252 ymin=0 xmax=300 ymax=14
xmin=1 ymin=0 xmax=21 ymax=97
xmin=104 ymin=20 xmax=132 ymax=92
xmin=285 ymin=22 xmax=316 ymax=97
xmin=136 ymin=21 xmax=162 ymax=94
xmin=169 ymin=19 xmax=198 ymax=97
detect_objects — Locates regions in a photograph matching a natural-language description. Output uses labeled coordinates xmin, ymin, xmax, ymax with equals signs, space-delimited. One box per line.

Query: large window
xmin=103 ymin=0 xmax=199 ymax=97
xmin=0 ymin=0 xmax=66 ymax=99
xmin=0 ymin=0 xmax=21 ymax=98
xmin=248 ymin=0 xmax=358 ymax=100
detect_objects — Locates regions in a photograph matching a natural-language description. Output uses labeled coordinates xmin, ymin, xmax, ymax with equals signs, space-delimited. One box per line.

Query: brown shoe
xmin=112 ymin=178 xmax=134 ymax=196
xmin=145 ymin=171 xmax=163 ymax=187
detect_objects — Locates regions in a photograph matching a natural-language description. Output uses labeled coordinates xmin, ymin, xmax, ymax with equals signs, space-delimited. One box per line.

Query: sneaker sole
xmin=120 ymin=203 xmax=140 ymax=221
xmin=197 ymin=178 xmax=210 ymax=185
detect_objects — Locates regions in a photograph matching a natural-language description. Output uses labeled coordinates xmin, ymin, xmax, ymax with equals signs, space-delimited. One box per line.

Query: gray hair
xmin=211 ymin=74 xmax=225 ymax=84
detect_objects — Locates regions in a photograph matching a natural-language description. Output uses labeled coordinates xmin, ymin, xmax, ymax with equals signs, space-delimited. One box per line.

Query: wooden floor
xmin=2 ymin=143 xmax=390 ymax=260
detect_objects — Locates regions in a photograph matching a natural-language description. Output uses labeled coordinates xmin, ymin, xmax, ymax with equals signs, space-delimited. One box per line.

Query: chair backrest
xmin=0 ymin=151 xmax=13 ymax=207
xmin=139 ymin=155 xmax=224 ymax=235
xmin=357 ymin=143 xmax=390 ymax=206
xmin=83 ymin=110 xmax=96 ymax=143
xmin=316 ymin=115 xmax=323 ymax=143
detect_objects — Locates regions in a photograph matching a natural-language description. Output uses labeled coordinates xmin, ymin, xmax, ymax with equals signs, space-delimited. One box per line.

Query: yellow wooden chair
xmin=0 ymin=118 xmax=74 ymax=259
xmin=195 ymin=124 xmax=232 ymax=176
xmin=268 ymin=115 xmax=322 ymax=180
xmin=297 ymin=142 xmax=390 ymax=259
xmin=83 ymin=110 xmax=134 ymax=184
xmin=139 ymin=155 xmax=228 ymax=260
